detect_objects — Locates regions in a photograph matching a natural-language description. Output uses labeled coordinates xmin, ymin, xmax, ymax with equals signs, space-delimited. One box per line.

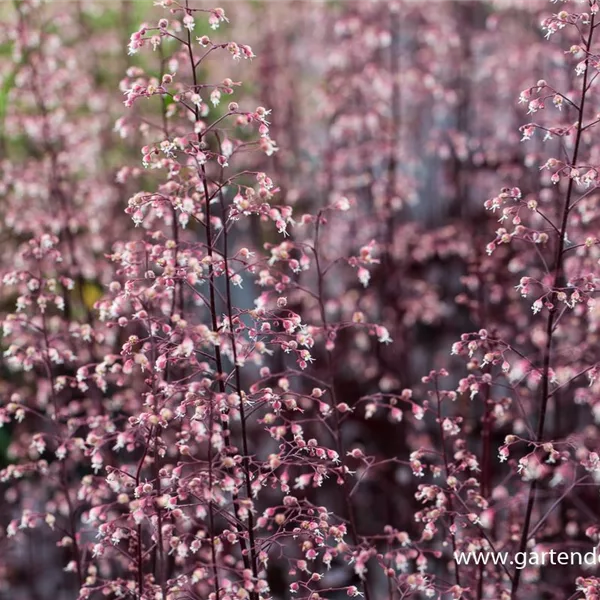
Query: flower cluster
xmin=4 ymin=1 xmax=600 ymax=599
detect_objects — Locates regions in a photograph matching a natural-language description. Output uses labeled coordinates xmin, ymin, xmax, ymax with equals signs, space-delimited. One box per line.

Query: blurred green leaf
xmin=81 ymin=281 xmax=104 ymax=310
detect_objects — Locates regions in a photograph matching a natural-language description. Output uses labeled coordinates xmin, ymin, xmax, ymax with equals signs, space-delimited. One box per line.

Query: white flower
xmin=357 ymin=267 xmax=370 ymax=287
xmin=375 ymin=325 xmax=392 ymax=344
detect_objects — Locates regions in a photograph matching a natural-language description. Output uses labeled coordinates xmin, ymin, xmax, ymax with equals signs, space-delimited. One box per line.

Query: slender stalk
xmin=153 ymin=45 xmax=171 ymax=599
xmin=183 ymin=5 xmax=257 ymax=594
xmin=40 ymin=308 xmax=83 ymax=589
xmin=135 ymin=429 xmax=153 ymax=598
xmin=217 ymin=166 xmax=260 ymax=586
xmin=510 ymin=16 xmax=596 ymax=599
xmin=198 ymin=157 xmax=255 ymax=581
xmin=313 ymin=214 xmax=372 ymax=600
xmin=207 ymin=398 xmax=221 ymax=600
xmin=434 ymin=381 xmax=461 ymax=588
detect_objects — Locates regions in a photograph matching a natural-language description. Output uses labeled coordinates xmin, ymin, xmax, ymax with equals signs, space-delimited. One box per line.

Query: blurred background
xmin=0 ymin=1 xmax=582 ymax=598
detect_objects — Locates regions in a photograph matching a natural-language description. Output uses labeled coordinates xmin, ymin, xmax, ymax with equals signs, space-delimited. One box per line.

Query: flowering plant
xmin=3 ymin=1 xmax=600 ymax=600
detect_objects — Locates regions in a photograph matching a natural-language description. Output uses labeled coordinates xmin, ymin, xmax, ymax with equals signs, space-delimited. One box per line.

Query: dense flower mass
xmin=3 ymin=0 xmax=600 ymax=599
